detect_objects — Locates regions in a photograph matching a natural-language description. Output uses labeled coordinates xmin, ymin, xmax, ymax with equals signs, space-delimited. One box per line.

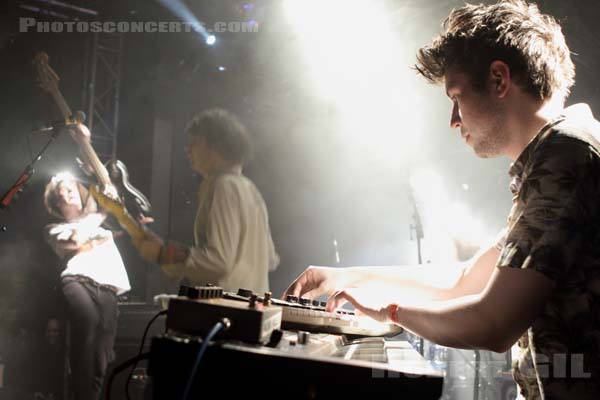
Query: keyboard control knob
xmin=298 ymin=331 xmax=309 ymax=345
xmin=263 ymin=292 xmax=272 ymax=306
xmin=237 ymin=288 xmax=253 ymax=298
xmin=286 ymin=295 xmax=299 ymax=303
xmin=299 ymin=298 xmax=311 ymax=306
xmin=312 ymin=300 xmax=320 ymax=307
xmin=248 ymin=294 xmax=258 ymax=308
xmin=178 ymin=285 xmax=196 ymax=298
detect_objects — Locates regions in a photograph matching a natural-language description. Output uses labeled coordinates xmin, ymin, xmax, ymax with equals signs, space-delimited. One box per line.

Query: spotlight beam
xmin=157 ymin=0 xmax=216 ymax=45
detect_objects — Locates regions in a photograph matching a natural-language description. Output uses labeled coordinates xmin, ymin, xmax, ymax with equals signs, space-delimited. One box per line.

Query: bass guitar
xmin=88 ymin=185 xmax=147 ymax=241
xmin=33 ymin=51 xmax=152 ymax=218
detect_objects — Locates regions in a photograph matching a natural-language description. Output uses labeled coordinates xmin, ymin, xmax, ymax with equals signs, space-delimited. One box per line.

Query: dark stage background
xmin=0 ymin=0 xmax=599 ymax=398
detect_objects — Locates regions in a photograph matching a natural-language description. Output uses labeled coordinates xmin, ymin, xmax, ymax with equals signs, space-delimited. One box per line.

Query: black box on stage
xmin=105 ymin=302 xmax=165 ymax=400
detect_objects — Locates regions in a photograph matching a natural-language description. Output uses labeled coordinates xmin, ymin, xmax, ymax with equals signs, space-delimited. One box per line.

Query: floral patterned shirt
xmin=496 ymin=104 xmax=600 ymax=399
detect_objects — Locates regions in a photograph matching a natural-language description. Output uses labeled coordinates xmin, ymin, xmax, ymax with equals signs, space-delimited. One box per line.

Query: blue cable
xmin=181 ymin=319 xmax=230 ymax=400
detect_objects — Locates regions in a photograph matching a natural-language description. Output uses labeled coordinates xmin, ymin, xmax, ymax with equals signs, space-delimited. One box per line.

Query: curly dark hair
xmin=186 ymin=108 xmax=252 ymax=165
xmin=415 ymin=0 xmax=575 ymax=101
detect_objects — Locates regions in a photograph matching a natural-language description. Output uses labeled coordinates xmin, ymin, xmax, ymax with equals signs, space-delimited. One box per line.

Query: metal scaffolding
xmin=83 ymin=31 xmax=123 ymax=163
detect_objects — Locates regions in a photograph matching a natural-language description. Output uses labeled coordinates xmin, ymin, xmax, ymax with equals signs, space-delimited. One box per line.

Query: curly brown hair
xmin=186 ymin=108 xmax=252 ymax=165
xmin=415 ymin=0 xmax=575 ymax=101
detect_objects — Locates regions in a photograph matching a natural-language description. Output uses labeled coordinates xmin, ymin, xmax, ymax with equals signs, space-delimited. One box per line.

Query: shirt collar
xmin=508 ymin=115 xmax=566 ymax=180
xmin=200 ymin=165 xmax=243 ymax=192
xmin=507 ymin=103 xmax=596 ymax=195
xmin=207 ymin=164 xmax=242 ymax=179
xmin=508 ymin=103 xmax=597 ymax=180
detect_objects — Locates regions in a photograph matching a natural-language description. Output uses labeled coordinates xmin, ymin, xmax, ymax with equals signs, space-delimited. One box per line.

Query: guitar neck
xmin=35 ymin=52 xmax=112 ymax=189
xmin=88 ymin=186 xmax=146 ymax=241
xmin=118 ymin=209 xmax=147 ymax=241
xmin=50 ymin=88 xmax=112 ymax=187
xmin=78 ymin=140 xmax=112 ymax=187
xmin=50 ymin=88 xmax=72 ymax=118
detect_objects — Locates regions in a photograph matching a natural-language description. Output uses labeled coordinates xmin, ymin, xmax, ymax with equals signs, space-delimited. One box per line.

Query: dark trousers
xmin=62 ymin=277 xmax=118 ymax=400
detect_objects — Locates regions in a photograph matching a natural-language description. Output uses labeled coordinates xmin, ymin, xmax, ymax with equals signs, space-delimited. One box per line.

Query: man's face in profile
xmin=444 ymin=67 xmax=508 ymax=158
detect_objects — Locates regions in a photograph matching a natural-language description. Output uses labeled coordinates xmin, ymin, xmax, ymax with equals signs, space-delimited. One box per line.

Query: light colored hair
xmin=43 ymin=174 xmax=96 ymax=219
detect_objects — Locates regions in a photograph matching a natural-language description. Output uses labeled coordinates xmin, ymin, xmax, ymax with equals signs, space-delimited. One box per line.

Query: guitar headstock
xmin=34 ymin=52 xmax=60 ymax=94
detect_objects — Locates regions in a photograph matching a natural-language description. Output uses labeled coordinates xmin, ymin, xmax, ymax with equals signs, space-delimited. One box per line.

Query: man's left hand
xmin=68 ymin=122 xmax=91 ymax=143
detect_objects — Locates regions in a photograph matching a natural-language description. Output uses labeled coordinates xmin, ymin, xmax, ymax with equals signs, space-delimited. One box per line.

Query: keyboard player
xmin=284 ymin=2 xmax=600 ymax=399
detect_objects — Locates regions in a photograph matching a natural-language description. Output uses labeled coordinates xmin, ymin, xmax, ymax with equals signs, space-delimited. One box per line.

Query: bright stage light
xmin=51 ymin=171 xmax=75 ymax=183
xmin=282 ymin=0 xmax=427 ymax=165
xmin=410 ymin=168 xmax=491 ymax=262
xmin=158 ymin=0 xmax=214 ymax=46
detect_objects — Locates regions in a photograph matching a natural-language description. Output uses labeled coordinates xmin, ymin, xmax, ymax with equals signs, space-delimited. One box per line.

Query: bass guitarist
xmin=43 ymin=123 xmax=130 ymax=400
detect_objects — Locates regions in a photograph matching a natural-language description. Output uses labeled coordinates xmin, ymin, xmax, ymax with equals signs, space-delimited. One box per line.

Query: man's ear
xmin=489 ymin=60 xmax=511 ymax=99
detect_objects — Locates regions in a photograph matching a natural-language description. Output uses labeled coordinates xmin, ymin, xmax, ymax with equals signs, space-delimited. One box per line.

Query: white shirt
xmin=45 ymin=213 xmax=131 ymax=295
xmin=162 ymin=167 xmax=279 ymax=295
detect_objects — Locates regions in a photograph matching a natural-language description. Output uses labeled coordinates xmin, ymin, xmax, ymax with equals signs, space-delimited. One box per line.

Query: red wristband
xmin=165 ymin=243 xmax=177 ymax=264
xmin=389 ymin=304 xmax=399 ymax=324
xmin=158 ymin=243 xmax=177 ymax=264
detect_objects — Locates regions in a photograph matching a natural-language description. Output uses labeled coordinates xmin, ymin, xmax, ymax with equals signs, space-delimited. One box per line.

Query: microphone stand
xmin=408 ymin=190 xmax=424 ymax=265
xmin=0 ymin=129 xmax=62 ymax=212
xmin=407 ymin=187 xmax=425 ymax=356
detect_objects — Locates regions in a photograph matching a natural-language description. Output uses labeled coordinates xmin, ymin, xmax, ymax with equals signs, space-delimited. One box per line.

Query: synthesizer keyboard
xmin=149 ymin=286 xmax=438 ymax=400
xmin=155 ymin=286 xmax=403 ymax=339
xmin=223 ymin=290 xmax=403 ymax=338
xmin=148 ymin=333 xmax=443 ymax=399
